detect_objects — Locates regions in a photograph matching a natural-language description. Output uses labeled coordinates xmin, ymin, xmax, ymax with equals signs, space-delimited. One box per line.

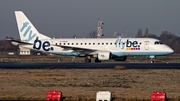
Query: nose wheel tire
xmin=151 ymin=60 xmax=154 ymax=63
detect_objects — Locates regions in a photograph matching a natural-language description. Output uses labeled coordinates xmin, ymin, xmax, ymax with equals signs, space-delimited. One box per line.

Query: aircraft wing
xmin=54 ymin=45 xmax=97 ymax=52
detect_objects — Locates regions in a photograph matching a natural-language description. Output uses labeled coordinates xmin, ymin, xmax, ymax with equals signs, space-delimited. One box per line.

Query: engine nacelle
xmin=98 ymin=52 xmax=111 ymax=60
xmin=113 ymin=56 xmax=127 ymax=61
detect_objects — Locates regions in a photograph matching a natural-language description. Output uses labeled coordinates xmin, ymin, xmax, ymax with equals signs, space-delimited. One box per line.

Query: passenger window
xmin=72 ymin=43 xmax=74 ymax=45
xmin=98 ymin=43 xmax=100 ymax=45
xmin=110 ymin=43 xmax=112 ymax=45
xmin=64 ymin=43 xmax=65 ymax=45
xmin=59 ymin=43 xmax=61 ymax=45
xmin=93 ymin=43 xmax=95 ymax=45
xmin=68 ymin=43 xmax=69 ymax=45
xmin=85 ymin=43 xmax=87 ymax=45
xmin=81 ymin=43 xmax=83 ymax=45
xmin=76 ymin=43 xmax=78 ymax=45
xmin=106 ymin=43 xmax=108 ymax=45
xmin=89 ymin=43 xmax=91 ymax=45
xmin=102 ymin=43 xmax=104 ymax=45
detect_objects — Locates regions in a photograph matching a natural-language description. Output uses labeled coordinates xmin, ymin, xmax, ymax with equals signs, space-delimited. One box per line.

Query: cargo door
xmin=144 ymin=41 xmax=149 ymax=50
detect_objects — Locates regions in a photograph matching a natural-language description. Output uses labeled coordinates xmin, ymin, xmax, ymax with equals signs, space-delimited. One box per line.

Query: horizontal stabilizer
xmin=6 ymin=39 xmax=33 ymax=45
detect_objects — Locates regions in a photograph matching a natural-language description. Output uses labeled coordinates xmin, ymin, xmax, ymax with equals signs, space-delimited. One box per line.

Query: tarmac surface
xmin=0 ymin=62 xmax=180 ymax=69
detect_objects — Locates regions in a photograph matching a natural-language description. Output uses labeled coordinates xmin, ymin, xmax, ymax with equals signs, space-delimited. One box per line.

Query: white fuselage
xmin=21 ymin=37 xmax=174 ymax=57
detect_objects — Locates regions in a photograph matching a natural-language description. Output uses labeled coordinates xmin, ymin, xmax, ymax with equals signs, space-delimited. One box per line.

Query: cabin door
xmin=144 ymin=41 xmax=149 ymax=50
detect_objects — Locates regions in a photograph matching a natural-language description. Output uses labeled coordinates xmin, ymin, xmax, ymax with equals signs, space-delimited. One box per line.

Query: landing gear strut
xmin=150 ymin=55 xmax=155 ymax=63
xmin=85 ymin=58 xmax=91 ymax=63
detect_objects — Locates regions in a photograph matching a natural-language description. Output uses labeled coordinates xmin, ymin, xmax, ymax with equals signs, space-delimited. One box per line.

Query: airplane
xmin=11 ymin=11 xmax=174 ymax=63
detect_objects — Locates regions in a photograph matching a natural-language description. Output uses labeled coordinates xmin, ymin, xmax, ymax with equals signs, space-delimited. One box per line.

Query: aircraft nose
xmin=167 ymin=47 xmax=174 ymax=54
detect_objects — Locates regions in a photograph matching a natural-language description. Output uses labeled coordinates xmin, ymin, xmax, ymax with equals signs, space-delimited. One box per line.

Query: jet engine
xmin=97 ymin=52 xmax=111 ymax=60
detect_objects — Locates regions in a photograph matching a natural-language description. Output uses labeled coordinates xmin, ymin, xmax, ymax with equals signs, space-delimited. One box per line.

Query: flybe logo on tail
xmin=33 ymin=37 xmax=54 ymax=51
xmin=115 ymin=39 xmax=141 ymax=50
xmin=20 ymin=22 xmax=37 ymax=42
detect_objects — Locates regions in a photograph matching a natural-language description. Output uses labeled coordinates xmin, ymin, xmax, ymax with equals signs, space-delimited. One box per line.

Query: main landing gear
xmin=85 ymin=58 xmax=91 ymax=63
xmin=95 ymin=58 xmax=101 ymax=63
xmin=84 ymin=57 xmax=101 ymax=63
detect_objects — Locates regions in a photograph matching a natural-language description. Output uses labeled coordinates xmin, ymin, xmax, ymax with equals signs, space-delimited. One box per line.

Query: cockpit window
xmin=159 ymin=41 xmax=163 ymax=44
xmin=154 ymin=41 xmax=159 ymax=44
xmin=154 ymin=41 xmax=164 ymax=45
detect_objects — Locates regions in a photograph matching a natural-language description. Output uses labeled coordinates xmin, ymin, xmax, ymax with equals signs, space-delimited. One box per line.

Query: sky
xmin=0 ymin=0 xmax=180 ymax=39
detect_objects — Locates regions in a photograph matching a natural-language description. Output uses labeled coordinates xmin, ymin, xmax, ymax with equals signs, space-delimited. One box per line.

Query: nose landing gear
xmin=150 ymin=55 xmax=155 ymax=63
xmin=151 ymin=58 xmax=154 ymax=63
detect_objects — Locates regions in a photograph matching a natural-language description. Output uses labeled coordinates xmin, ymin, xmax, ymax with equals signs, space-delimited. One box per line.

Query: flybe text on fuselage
xmin=20 ymin=22 xmax=37 ymax=42
xmin=115 ymin=39 xmax=141 ymax=50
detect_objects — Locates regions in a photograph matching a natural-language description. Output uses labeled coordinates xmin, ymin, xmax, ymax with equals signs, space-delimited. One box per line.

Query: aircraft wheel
xmin=85 ymin=58 xmax=91 ymax=63
xmin=95 ymin=58 xmax=101 ymax=63
xmin=89 ymin=59 xmax=91 ymax=63
xmin=151 ymin=60 xmax=154 ymax=63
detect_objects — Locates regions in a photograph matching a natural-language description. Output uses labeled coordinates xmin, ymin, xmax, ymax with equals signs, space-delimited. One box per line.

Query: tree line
xmin=135 ymin=28 xmax=180 ymax=54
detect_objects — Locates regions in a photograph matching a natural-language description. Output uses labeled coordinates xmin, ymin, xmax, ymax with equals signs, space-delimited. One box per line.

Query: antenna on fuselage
xmin=73 ymin=35 xmax=77 ymax=39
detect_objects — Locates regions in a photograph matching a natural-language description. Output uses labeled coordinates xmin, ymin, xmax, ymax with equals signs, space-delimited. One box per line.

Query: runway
xmin=0 ymin=62 xmax=180 ymax=69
